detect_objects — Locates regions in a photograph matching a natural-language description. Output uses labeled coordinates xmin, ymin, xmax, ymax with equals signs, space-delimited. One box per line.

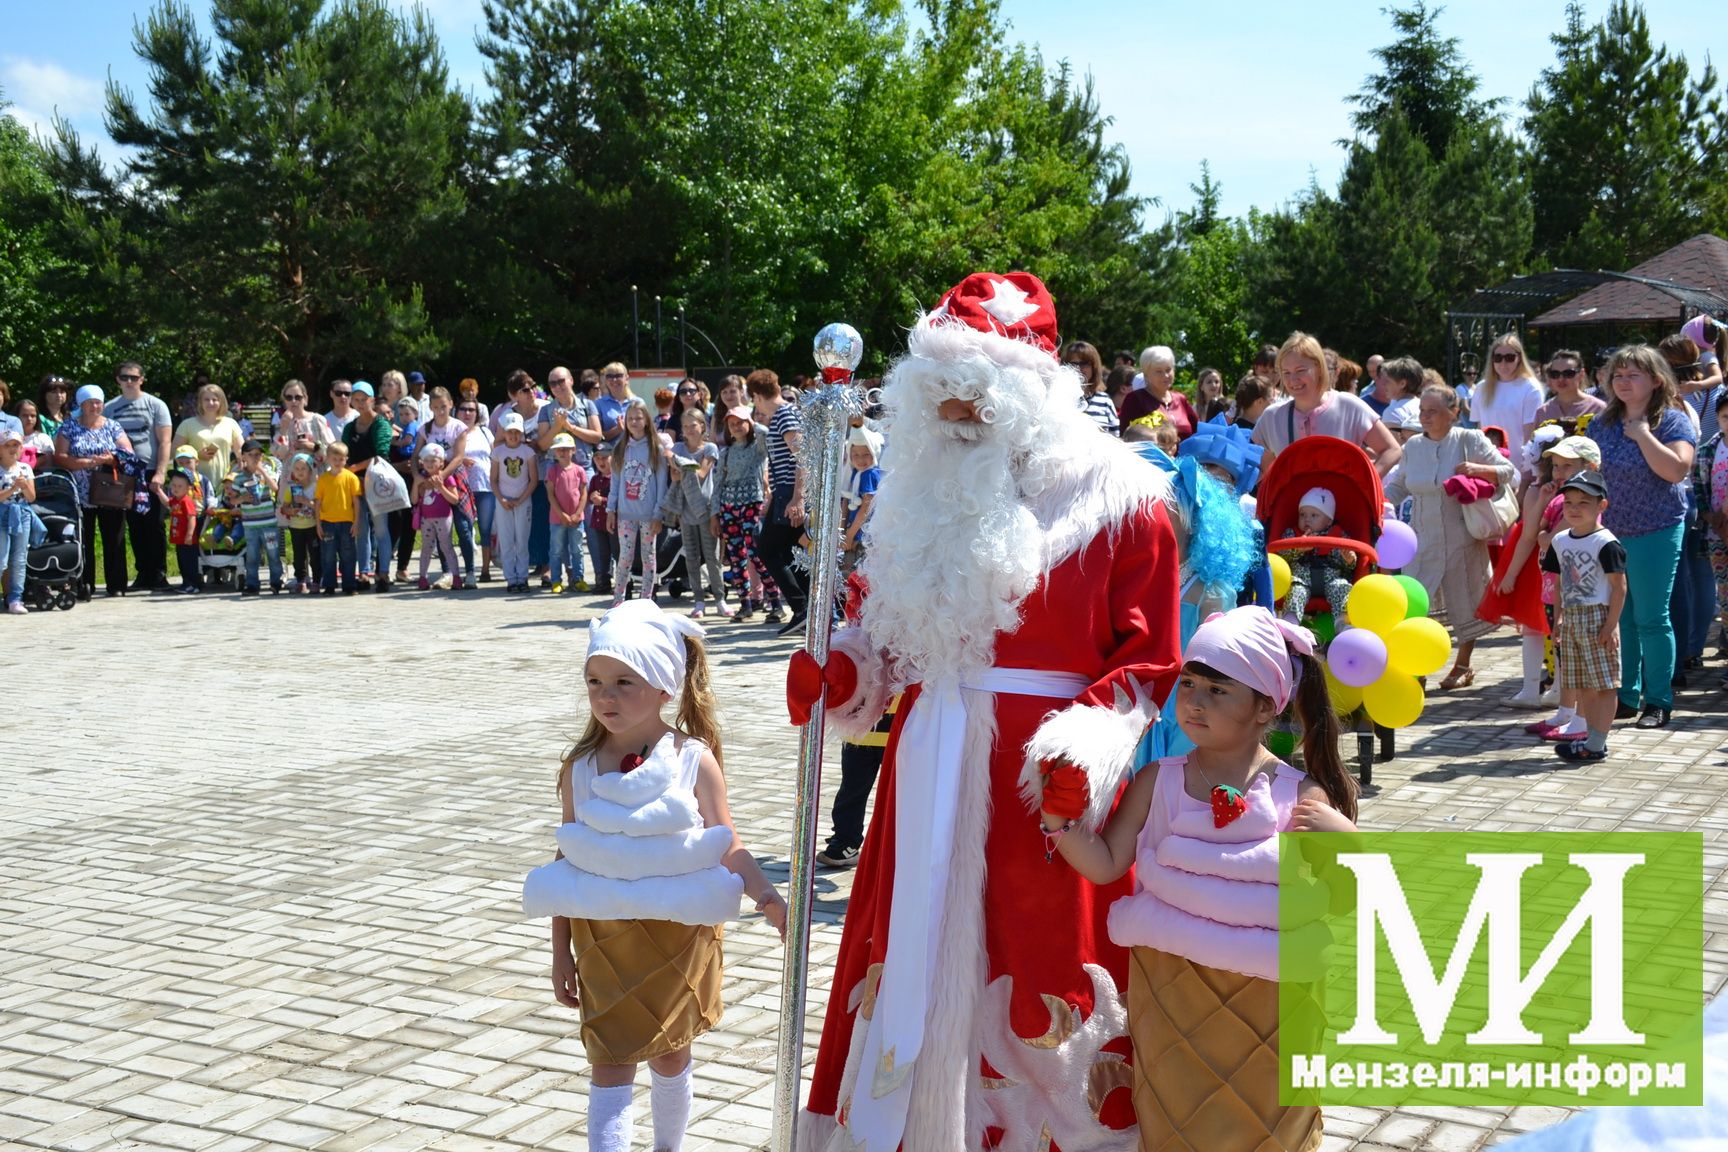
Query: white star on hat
xmin=977 ymin=278 xmax=1039 ymax=327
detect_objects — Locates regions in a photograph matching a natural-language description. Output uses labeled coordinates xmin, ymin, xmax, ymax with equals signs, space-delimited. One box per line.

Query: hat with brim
xmin=1545 ymin=436 xmax=1602 ymax=466
xmin=1559 ymin=470 xmax=1608 ymax=500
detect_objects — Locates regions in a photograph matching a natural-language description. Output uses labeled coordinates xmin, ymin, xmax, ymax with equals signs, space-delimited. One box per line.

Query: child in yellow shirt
xmin=314 ymin=442 xmax=362 ymax=595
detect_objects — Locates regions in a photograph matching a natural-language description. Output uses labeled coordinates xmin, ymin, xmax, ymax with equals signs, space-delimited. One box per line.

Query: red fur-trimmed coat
xmin=802 ymin=472 xmax=1181 ymax=1152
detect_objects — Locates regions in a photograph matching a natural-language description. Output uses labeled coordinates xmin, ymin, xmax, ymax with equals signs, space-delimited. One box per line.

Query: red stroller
xmin=1257 ymin=436 xmax=1390 ymax=783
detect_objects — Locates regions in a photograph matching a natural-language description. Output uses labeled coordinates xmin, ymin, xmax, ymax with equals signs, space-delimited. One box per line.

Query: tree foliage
xmin=1525 ymin=0 xmax=1728 ymax=270
xmin=44 ymin=0 xmax=471 ymax=384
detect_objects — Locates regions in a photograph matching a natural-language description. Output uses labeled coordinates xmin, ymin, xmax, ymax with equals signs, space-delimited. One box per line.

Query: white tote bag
xmin=365 ymin=459 xmax=411 ymax=513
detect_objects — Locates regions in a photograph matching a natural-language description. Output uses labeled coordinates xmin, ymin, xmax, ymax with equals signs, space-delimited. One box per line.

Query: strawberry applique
xmin=1210 ymin=784 xmax=1248 ymax=829
xmin=619 ymin=744 xmax=650 ymax=773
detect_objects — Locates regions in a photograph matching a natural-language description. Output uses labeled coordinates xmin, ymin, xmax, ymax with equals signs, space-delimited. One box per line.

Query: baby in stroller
xmin=199 ymin=473 xmax=246 ymax=587
xmin=1281 ymin=486 xmax=1357 ymax=631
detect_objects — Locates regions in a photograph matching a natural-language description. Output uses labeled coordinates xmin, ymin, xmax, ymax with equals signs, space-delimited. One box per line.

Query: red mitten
xmin=787 ymin=650 xmax=824 ymax=726
xmin=822 ymin=650 xmax=858 ymax=712
xmin=1039 ymin=761 xmax=1090 ymax=822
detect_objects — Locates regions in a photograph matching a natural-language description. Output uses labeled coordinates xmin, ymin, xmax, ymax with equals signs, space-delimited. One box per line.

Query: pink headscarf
xmin=1183 ymin=606 xmax=1316 ymax=712
xmin=1681 ymin=315 xmax=1717 ymax=353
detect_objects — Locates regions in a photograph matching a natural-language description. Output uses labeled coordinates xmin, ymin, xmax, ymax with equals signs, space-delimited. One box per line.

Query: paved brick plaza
xmin=2 ymin=588 xmax=1724 ymax=1150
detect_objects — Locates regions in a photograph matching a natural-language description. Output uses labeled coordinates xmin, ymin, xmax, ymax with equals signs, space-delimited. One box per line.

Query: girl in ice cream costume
xmin=523 ymin=599 xmax=788 ymax=1152
xmin=1043 ymin=606 xmax=1357 ymax=1151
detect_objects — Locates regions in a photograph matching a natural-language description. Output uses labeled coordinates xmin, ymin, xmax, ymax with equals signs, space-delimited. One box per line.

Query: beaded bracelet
xmin=1041 ymin=818 xmax=1077 ymax=862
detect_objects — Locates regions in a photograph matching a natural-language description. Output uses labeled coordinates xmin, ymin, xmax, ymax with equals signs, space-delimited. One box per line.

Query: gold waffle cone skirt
xmin=570 ymin=918 xmax=723 ymax=1065
xmin=1128 ymin=947 xmax=1322 ymax=1152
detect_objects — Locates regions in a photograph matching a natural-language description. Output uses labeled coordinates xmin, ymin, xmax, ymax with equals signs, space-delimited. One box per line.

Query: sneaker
xmin=322 ymin=589 xmax=337 ymax=596
xmin=271 ymin=583 xmax=283 ymax=595
xmin=418 ymin=577 xmax=431 ymax=591
xmin=1614 ymin=701 xmax=1639 ymax=720
xmin=763 ymin=605 xmax=788 ymax=625
xmin=552 ymin=582 xmax=565 ymax=595
xmin=541 ymin=574 xmax=553 ymax=589
xmin=1555 ymin=741 xmax=1607 ymax=763
xmin=595 ymin=581 xmax=614 ymax=596
xmin=574 ymin=580 xmax=591 ymax=593
xmin=733 ymin=600 xmax=756 ymax=621
xmin=242 ymin=585 xmax=260 ymax=597
xmin=1538 ymin=685 xmax=1559 ymax=707
xmin=6 ymin=602 xmax=25 ymax=615
xmin=816 ymin=846 xmax=861 ymax=869
xmin=778 ymin=610 xmax=807 ymax=637
xmin=690 ymin=605 xmax=706 ymax=618
xmin=713 ymin=602 xmax=733 ymax=618
xmin=1635 ymin=706 xmax=1671 ymax=729
xmin=377 ymin=579 xmax=392 ymax=593
xmin=463 ymin=576 xmax=477 ymax=590
xmin=1508 ymin=685 xmax=1544 ymax=708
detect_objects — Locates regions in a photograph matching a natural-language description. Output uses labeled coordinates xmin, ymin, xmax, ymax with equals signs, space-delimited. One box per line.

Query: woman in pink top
xmin=1253 ymin=331 xmax=1401 ymax=477
xmin=1044 ymin=607 xmax=1357 ymax=1152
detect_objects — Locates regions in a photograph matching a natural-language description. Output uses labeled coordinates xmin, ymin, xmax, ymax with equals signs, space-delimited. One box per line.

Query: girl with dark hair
xmin=1042 ymin=606 xmax=1354 ymax=1152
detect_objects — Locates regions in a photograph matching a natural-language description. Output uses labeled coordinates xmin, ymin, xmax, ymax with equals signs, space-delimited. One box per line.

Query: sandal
xmin=1439 ymin=667 xmax=1475 ymax=690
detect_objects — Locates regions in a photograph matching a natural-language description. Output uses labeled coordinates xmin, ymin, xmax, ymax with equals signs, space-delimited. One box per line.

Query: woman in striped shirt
xmin=1063 ymin=341 xmax=1119 ymax=435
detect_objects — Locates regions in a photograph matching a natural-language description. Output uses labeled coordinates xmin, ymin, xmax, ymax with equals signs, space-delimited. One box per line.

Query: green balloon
xmin=1306 ymin=612 xmax=1337 ymax=644
xmin=1394 ymin=575 xmax=1429 ymax=618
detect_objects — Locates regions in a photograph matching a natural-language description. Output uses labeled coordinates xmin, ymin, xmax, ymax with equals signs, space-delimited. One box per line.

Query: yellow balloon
xmin=1385 ymin=617 xmax=1451 ymax=678
xmin=1324 ymin=665 xmax=1364 ymax=716
xmin=1346 ymin=573 xmax=1408 ymax=635
xmin=1363 ymin=673 xmax=1425 ymax=729
xmin=1269 ymin=553 xmax=1292 ymax=603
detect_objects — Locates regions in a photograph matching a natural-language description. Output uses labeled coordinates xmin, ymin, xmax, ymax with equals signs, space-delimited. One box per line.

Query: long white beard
xmin=859 ymin=345 xmax=1056 ymax=685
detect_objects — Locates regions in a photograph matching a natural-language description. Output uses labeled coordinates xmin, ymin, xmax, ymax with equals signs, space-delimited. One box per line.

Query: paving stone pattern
xmin=2 ymin=588 xmax=1724 ymax=1151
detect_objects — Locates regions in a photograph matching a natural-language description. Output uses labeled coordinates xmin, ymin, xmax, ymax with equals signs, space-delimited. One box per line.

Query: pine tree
xmin=45 ymin=0 xmax=470 ymax=383
xmin=1526 ymin=0 xmax=1728 ymax=269
xmin=1349 ymin=0 xmax=1500 ymax=155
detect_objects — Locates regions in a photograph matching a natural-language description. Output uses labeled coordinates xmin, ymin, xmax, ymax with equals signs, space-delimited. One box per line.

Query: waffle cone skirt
xmin=1128 ymin=947 xmax=1323 ymax=1152
xmin=570 ymin=918 xmax=723 ymax=1065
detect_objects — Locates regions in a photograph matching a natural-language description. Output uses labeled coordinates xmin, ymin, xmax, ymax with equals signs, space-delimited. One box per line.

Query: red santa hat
xmin=924 ymin=271 xmax=1060 ymax=363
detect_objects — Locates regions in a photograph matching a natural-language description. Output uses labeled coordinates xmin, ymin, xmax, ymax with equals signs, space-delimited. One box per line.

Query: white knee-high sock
xmin=1521 ymin=631 xmax=1545 ymax=688
xmin=589 ymin=1083 xmax=634 ymax=1152
xmin=650 ymin=1064 xmax=693 ymax=1152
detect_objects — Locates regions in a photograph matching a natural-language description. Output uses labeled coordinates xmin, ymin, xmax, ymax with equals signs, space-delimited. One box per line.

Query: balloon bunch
xmin=1323 ymin=574 xmax=1451 ymax=727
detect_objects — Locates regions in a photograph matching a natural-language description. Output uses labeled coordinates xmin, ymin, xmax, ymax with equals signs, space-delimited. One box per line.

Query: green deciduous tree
xmin=1525 ymin=0 xmax=1728 ymax=270
xmin=0 ymin=94 xmax=121 ymax=386
xmin=46 ymin=0 xmax=471 ymax=385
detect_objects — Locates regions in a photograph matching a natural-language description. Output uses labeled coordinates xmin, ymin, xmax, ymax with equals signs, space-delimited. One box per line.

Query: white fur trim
xmin=522 ymin=859 xmax=743 ymax=926
xmin=1019 ymin=680 xmax=1161 ymax=832
xmin=798 ymin=1110 xmax=846 ymax=1152
xmin=577 ymin=789 xmax=701 ymax=836
xmin=555 ymin=821 xmax=733 ymax=881
xmin=588 ymin=755 xmax=675 ymax=806
xmin=1026 ymin=433 xmax=1173 ymax=574
xmin=909 ymin=312 xmax=1062 ymax=379
xmin=825 ymin=627 xmax=892 ymax=743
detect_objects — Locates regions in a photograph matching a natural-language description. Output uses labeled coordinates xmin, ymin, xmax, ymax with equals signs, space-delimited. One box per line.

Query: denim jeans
xmin=367 ymin=500 xmax=393 ymax=583
xmin=549 ymin=519 xmax=585 ymax=586
xmin=0 ymin=524 xmax=27 ymax=605
xmin=355 ymin=491 xmax=374 ymax=577
xmin=243 ymin=524 xmax=283 ymax=590
xmin=320 ymin=521 xmax=357 ymax=592
xmin=1670 ymin=542 xmax=1715 ymax=661
xmin=587 ymin=516 xmax=614 ymax=587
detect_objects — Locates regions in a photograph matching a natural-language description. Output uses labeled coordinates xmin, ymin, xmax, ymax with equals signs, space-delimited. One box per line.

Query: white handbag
xmin=1461 ymin=481 xmax=1519 ymax=542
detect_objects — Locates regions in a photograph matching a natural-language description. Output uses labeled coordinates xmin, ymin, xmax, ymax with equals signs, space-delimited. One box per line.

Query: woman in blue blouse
xmin=1587 ymin=345 xmax=1697 ymax=728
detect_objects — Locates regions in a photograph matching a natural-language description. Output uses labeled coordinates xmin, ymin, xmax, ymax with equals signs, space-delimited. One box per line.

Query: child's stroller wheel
xmin=56 ymin=589 xmax=77 ymax=611
xmin=33 ymin=587 xmax=51 ymax=611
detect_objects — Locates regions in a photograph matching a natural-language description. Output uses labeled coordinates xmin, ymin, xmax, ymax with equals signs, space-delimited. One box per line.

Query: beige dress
xmin=1384 ymin=427 xmax=1513 ymax=644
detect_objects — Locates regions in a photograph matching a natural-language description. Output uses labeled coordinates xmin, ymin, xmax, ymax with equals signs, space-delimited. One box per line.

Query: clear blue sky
xmin=1 ymin=0 xmax=1713 ymax=220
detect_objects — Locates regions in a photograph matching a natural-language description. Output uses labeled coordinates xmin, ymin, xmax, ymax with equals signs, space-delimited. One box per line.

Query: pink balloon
xmin=1329 ymin=627 xmax=1389 ymax=688
xmin=1376 ymin=520 xmax=1418 ymax=570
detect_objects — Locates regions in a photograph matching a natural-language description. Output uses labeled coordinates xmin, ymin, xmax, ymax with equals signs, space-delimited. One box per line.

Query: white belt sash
xmin=847 ymin=666 xmax=1091 ymax=1152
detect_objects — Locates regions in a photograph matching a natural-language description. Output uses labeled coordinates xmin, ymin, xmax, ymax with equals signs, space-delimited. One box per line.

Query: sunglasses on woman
xmin=1492 ymin=352 xmax=1520 ymax=364
xmin=1545 ymin=367 xmax=1579 ymax=380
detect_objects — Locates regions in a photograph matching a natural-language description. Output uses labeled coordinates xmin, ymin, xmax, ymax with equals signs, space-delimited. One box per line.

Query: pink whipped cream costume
xmin=1108 ymin=755 xmax=1330 ymax=1152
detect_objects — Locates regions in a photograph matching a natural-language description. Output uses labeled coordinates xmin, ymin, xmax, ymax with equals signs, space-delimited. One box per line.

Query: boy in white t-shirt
xmin=490 ymin=412 xmax=540 ymax=592
xmin=1541 ymin=470 xmax=1627 ymax=763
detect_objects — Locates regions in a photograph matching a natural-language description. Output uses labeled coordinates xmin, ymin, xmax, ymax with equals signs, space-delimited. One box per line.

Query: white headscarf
xmin=586 ymin=599 xmax=705 ymax=696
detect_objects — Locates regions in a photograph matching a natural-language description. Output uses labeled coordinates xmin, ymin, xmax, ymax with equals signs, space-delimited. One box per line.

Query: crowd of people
xmin=1 ymin=362 xmax=872 ymax=637
xmin=3 ymin=315 xmax=1725 ymax=746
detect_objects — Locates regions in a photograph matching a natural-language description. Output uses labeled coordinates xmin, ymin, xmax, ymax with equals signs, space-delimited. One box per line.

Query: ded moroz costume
xmin=792 ymin=272 xmax=1183 ymax=1150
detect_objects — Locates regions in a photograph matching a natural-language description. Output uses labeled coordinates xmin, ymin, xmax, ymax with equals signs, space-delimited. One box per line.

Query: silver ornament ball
xmin=812 ymin=323 xmax=864 ymax=372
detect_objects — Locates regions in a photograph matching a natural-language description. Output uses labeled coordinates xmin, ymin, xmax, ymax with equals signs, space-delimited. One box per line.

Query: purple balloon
xmin=1329 ymin=627 xmax=1389 ymax=688
xmin=1376 ymin=520 xmax=1418 ymax=570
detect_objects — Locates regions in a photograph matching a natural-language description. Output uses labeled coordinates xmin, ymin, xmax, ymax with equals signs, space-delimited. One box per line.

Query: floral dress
xmin=58 ymin=419 xmax=129 ymax=509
